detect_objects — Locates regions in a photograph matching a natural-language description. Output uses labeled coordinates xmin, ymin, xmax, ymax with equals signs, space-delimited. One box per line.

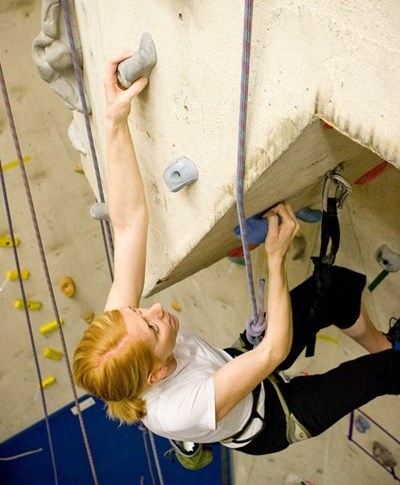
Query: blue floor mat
xmin=0 ymin=395 xmax=231 ymax=485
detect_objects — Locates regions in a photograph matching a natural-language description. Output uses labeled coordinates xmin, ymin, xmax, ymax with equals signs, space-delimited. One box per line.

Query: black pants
xmin=237 ymin=265 xmax=399 ymax=455
xmin=239 ymin=350 xmax=400 ymax=455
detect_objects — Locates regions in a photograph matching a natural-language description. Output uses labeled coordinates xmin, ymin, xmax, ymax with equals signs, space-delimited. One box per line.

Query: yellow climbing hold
xmin=1 ymin=155 xmax=31 ymax=172
xmin=39 ymin=319 xmax=64 ymax=335
xmin=6 ymin=269 xmax=30 ymax=280
xmin=0 ymin=236 xmax=20 ymax=248
xmin=59 ymin=276 xmax=76 ymax=298
xmin=73 ymin=164 xmax=85 ymax=174
xmin=43 ymin=347 xmax=63 ymax=360
xmin=171 ymin=300 xmax=182 ymax=312
xmin=14 ymin=299 xmax=42 ymax=311
xmin=38 ymin=376 xmax=56 ymax=389
xmin=316 ymin=333 xmax=339 ymax=344
xmin=81 ymin=311 xmax=94 ymax=324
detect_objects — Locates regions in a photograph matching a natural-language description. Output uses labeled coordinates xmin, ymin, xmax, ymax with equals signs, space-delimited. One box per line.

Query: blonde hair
xmin=73 ymin=309 xmax=156 ymax=423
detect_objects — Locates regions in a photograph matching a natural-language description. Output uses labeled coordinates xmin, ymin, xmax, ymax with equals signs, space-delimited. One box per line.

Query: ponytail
xmin=106 ymin=396 xmax=147 ymax=424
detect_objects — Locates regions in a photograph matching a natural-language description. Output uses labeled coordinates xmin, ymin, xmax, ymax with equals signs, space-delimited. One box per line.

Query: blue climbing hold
xmin=295 ymin=207 xmax=322 ymax=223
xmin=234 ymin=215 xmax=269 ymax=245
xmin=355 ymin=414 xmax=370 ymax=433
xmin=233 ymin=207 xmax=321 ymax=245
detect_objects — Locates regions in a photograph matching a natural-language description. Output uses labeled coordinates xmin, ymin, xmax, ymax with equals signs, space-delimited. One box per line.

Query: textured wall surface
xmin=69 ymin=0 xmax=400 ymax=295
xmin=1 ymin=1 xmax=399 ymax=484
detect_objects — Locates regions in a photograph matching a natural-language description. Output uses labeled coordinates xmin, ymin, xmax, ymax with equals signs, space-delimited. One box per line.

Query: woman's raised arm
xmin=212 ymin=203 xmax=299 ymax=422
xmin=103 ymin=52 xmax=149 ymax=311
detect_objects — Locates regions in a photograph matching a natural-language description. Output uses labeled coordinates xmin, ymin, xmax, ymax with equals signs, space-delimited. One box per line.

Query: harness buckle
xmin=322 ymin=165 xmax=352 ymax=212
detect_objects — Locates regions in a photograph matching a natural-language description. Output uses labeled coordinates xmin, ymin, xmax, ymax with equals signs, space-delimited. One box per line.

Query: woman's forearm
xmin=261 ymin=256 xmax=293 ymax=363
xmin=106 ymin=120 xmax=149 ymax=230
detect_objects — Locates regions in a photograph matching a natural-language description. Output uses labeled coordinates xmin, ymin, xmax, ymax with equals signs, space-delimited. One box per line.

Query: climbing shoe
xmin=165 ymin=440 xmax=213 ymax=470
xmin=386 ymin=317 xmax=400 ymax=351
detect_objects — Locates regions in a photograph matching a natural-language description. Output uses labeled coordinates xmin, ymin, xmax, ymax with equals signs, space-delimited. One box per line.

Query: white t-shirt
xmin=142 ymin=332 xmax=265 ymax=448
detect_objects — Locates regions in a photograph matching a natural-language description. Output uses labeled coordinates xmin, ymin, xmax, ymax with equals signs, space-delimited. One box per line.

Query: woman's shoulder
xmin=174 ymin=331 xmax=231 ymax=370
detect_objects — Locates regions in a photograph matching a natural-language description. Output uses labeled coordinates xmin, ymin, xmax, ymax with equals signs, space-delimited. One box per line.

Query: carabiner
xmin=322 ymin=166 xmax=352 ymax=211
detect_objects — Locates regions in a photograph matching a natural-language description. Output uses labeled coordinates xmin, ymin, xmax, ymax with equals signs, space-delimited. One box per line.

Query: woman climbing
xmin=73 ymin=52 xmax=400 ymax=455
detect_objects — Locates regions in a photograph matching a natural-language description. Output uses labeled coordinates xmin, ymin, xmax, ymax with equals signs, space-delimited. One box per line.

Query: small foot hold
xmin=355 ymin=161 xmax=388 ymax=185
xmin=90 ymin=202 xmax=110 ymax=222
xmin=43 ymin=347 xmax=63 ymax=360
xmin=164 ymin=156 xmax=198 ymax=192
xmin=39 ymin=319 xmax=64 ymax=335
xmin=171 ymin=300 xmax=182 ymax=312
xmin=81 ymin=311 xmax=94 ymax=324
xmin=355 ymin=414 xmax=370 ymax=433
xmin=117 ymin=32 xmax=157 ymax=89
xmin=227 ymin=244 xmax=259 ymax=265
xmin=373 ymin=441 xmax=397 ymax=468
xmin=14 ymin=299 xmax=42 ymax=311
xmin=38 ymin=376 xmax=57 ymax=389
xmin=59 ymin=276 xmax=76 ymax=298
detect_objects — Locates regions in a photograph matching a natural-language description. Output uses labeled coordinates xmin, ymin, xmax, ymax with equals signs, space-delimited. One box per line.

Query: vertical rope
xmin=138 ymin=424 xmax=157 ymax=485
xmin=148 ymin=430 xmax=165 ymax=485
xmin=60 ymin=0 xmax=114 ymax=280
xmin=236 ymin=0 xmax=257 ymax=320
xmin=236 ymin=1 xmax=267 ymax=345
xmin=0 ymin=63 xmax=99 ymax=485
xmin=0 ymin=154 xmax=59 ymax=484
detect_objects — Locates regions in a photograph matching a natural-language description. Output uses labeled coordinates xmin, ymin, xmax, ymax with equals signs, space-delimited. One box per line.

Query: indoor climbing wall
xmin=60 ymin=0 xmax=400 ymax=297
xmin=1 ymin=1 xmax=400 ymax=484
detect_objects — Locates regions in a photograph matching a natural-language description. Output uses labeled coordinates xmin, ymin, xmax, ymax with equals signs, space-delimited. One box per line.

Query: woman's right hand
xmin=263 ymin=203 xmax=299 ymax=263
xmin=104 ymin=51 xmax=148 ymax=124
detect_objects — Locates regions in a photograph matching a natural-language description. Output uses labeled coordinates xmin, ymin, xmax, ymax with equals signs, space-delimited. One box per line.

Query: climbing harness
xmin=267 ymin=374 xmax=311 ymax=444
xmin=306 ymin=165 xmax=352 ymax=357
xmin=221 ymin=348 xmax=311 ymax=446
xmin=0 ymin=63 xmax=99 ymax=484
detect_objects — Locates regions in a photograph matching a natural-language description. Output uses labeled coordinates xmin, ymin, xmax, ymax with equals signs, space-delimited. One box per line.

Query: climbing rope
xmin=60 ymin=0 xmax=114 ymax=281
xmin=236 ymin=0 xmax=267 ymax=346
xmin=0 ymin=64 xmax=99 ymax=485
xmin=148 ymin=429 xmax=165 ymax=485
xmin=0 ymin=151 xmax=58 ymax=484
xmin=138 ymin=423 xmax=165 ymax=485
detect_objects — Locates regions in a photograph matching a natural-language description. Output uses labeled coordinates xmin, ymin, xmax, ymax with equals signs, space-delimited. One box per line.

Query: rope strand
xmin=236 ymin=0 xmax=267 ymax=345
xmin=0 ymin=151 xmax=59 ymax=484
xmin=0 ymin=63 xmax=99 ymax=485
xmin=60 ymin=0 xmax=114 ymax=280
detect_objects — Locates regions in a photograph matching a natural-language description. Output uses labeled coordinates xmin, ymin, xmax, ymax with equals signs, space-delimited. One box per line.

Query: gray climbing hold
xmin=68 ymin=120 xmax=87 ymax=155
xmin=117 ymin=33 xmax=157 ymax=89
xmin=373 ymin=441 xmax=397 ymax=468
xmin=90 ymin=202 xmax=110 ymax=222
xmin=163 ymin=156 xmax=198 ymax=192
xmin=376 ymin=244 xmax=400 ymax=272
xmin=32 ymin=0 xmax=90 ymax=113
